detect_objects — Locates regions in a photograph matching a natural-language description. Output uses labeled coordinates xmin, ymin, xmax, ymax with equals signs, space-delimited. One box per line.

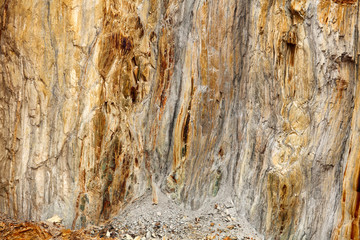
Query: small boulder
xmin=46 ymin=215 xmax=62 ymax=224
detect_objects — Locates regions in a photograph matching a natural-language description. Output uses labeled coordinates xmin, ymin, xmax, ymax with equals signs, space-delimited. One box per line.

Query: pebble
xmin=125 ymin=234 xmax=133 ymax=240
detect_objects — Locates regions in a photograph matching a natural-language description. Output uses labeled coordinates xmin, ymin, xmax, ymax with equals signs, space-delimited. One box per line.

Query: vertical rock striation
xmin=237 ymin=1 xmax=359 ymax=239
xmin=0 ymin=0 xmax=359 ymax=239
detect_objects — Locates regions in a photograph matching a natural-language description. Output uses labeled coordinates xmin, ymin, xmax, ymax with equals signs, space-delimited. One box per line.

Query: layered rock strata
xmin=0 ymin=0 xmax=359 ymax=239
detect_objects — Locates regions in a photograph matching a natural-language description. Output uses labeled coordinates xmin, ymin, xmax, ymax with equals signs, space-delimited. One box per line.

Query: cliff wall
xmin=0 ymin=0 xmax=359 ymax=239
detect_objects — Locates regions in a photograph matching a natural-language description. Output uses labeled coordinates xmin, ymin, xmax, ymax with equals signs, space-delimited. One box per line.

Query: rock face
xmin=0 ymin=0 xmax=359 ymax=239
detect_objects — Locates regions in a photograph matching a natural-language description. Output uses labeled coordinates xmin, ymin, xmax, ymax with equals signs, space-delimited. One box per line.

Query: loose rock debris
xmin=0 ymin=197 xmax=263 ymax=240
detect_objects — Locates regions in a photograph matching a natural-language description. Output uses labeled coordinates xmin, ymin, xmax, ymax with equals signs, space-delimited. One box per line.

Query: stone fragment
xmin=46 ymin=215 xmax=63 ymax=224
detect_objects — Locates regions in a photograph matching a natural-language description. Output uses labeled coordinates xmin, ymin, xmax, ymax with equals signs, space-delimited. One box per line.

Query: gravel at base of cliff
xmin=99 ymin=192 xmax=264 ymax=240
xmin=0 ymin=193 xmax=263 ymax=240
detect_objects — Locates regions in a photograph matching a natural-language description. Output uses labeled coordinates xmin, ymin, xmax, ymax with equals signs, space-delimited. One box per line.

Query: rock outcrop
xmin=0 ymin=0 xmax=359 ymax=239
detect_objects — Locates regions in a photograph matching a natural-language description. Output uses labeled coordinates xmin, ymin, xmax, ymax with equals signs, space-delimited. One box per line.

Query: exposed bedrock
xmin=0 ymin=0 xmax=359 ymax=239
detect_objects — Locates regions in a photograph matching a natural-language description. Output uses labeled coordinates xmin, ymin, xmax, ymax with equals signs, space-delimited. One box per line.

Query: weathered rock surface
xmin=0 ymin=0 xmax=359 ymax=239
